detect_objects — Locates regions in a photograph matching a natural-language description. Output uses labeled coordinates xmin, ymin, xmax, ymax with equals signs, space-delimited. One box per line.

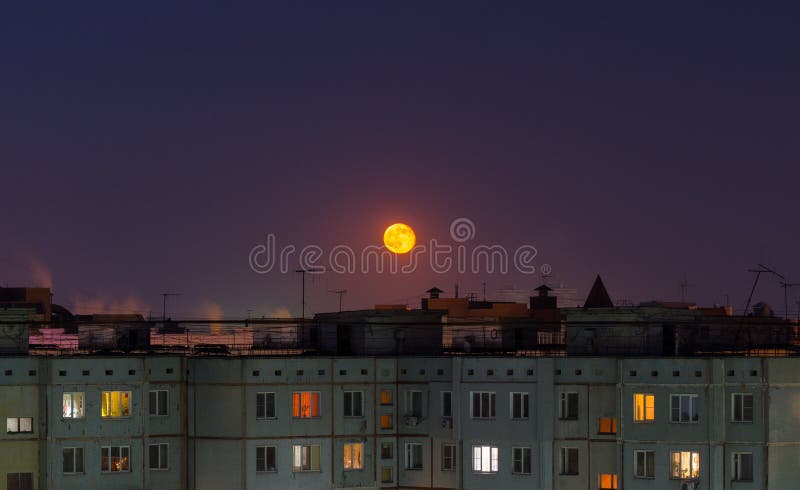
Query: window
xmin=670 ymin=394 xmax=699 ymax=423
xmin=559 ymin=392 xmax=579 ymax=420
xmin=381 ymin=442 xmax=393 ymax=459
xmin=406 ymin=390 xmax=422 ymax=417
xmin=6 ymin=473 xmax=32 ymax=490
xmin=560 ymin=447 xmax=579 ymax=475
xmin=405 ymin=443 xmax=423 ymax=470
xmin=442 ymin=444 xmax=456 ymax=471
xmin=101 ymin=445 xmax=130 ymax=472
xmin=599 ymin=473 xmax=618 ymax=489
xmin=732 ymin=393 xmax=754 ymax=422
xmin=670 ymin=451 xmax=700 ymax=479
xmin=380 ymin=414 xmax=393 ymax=429
xmin=149 ymin=443 xmax=168 ymax=470
xmin=257 ymin=392 xmax=276 ymax=419
xmin=6 ymin=417 xmax=33 ymax=433
xmin=472 ymin=445 xmax=499 ymax=474
xmin=381 ymin=466 xmax=393 ymax=483
xmin=101 ymin=391 xmax=131 ymax=418
xmin=256 ymin=446 xmax=276 ymax=472
xmin=292 ymin=444 xmax=321 ymax=472
xmin=511 ymin=392 xmax=529 ymax=419
xmin=344 ymin=391 xmax=363 ymax=417
xmin=63 ymin=447 xmax=84 ymax=474
xmin=634 ymin=393 xmax=654 ymax=423
xmin=149 ymin=390 xmax=168 ymax=416
xmin=62 ymin=392 xmax=85 ymax=419
xmin=512 ymin=447 xmax=531 ymax=474
xmin=380 ymin=389 xmax=392 ymax=405
xmin=441 ymin=391 xmax=452 ymax=418
xmin=598 ymin=417 xmax=617 ymax=434
xmin=292 ymin=391 xmax=320 ymax=418
xmin=732 ymin=452 xmax=753 ymax=481
xmin=343 ymin=443 xmax=364 ymax=470
xmin=634 ymin=450 xmax=655 ymax=478
xmin=471 ymin=391 xmax=496 ymax=419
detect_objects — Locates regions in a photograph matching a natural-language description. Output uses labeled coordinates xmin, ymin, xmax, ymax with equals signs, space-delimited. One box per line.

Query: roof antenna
xmin=679 ymin=274 xmax=695 ymax=303
xmin=160 ymin=292 xmax=182 ymax=321
xmin=329 ymin=289 xmax=347 ymax=312
xmin=744 ymin=264 xmax=784 ymax=316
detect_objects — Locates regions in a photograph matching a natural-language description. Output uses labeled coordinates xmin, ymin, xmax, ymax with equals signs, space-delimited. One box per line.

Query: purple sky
xmin=2 ymin=2 xmax=798 ymax=318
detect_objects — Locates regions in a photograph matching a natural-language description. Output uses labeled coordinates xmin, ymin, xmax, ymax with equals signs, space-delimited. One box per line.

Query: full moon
xmin=383 ymin=223 xmax=416 ymax=254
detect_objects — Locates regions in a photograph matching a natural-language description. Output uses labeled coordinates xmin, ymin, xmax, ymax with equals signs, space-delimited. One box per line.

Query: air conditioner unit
xmin=441 ymin=417 xmax=453 ymax=429
xmin=405 ymin=416 xmax=418 ymax=426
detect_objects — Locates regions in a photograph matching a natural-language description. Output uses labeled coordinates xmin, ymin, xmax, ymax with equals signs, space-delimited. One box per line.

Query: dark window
xmin=561 ymin=447 xmax=579 ymax=475
xmin=560 ymin=393 xmax=579 ymax=420
xmin=148 ymin=443 xmax=168 ymax=470
xmin=63 ymin=447 xmax=84 ymax=474
xmin=6 ymin=473 xmax=33 ymax=490
xmin=344 ymin=391 xmax=363 ymax=417
xmin=256 ymin=446 xmax=277 ymax=472
xmin=149 ymin=390 xmax=168 ymax=416
xmin=257 ymin=392 xmax=276 ymax=419
xmin=441 ymin=391 xmax=452 ymax=418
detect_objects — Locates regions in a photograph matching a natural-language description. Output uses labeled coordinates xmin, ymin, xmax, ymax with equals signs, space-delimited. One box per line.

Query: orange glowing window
xmin=599 ymin=473 xmax=618 ymax=489
xmin=380 ymin=390 xmax=392 ymax=405
xmin=598 ymin=417 xmax=617 ymax=434
xmin=101 ymin=391 xmax=131 ymax=418
xmin=380 ymin=414 xmax=393 ymax=429
xmin=292 ymin=391 xmax=320 ymax=418
xmin=634 ymin=393 xmax=654 ymax=422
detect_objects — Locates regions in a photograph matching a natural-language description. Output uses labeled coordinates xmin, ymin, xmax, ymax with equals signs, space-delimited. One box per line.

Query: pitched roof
xmin=584 ymin=275 xmax=613 ymax=308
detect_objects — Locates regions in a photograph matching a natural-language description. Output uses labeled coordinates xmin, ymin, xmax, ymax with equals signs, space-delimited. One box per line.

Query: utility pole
xmin=160 ymin=292 xmax=181 ymax=321
xmin=329 ymin=289 xmax=347 ymax=312
xmin=295 ymin=269 xmax=307 ymax=319
xmin=482 ymin=282 xmax=486 ymax=302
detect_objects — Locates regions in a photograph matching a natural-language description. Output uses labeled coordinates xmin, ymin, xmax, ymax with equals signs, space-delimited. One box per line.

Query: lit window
xmin=634 ymin=450 xmax=655 ymax=478
xmin=256 ymin=446 xmax=276 ymax=472
xmin=380 ymin=414 xmax=393 ymax=429
xmin=148 ymin=443 xmax=168 ymax=470
xmin=292 ymin=391 xmax=320 ymax=418
xmin=6 ymin=473 xmax=32 ymax=490
xmin=441 ymin=391 xmax=452 ymax=418
xmin=380 ymin=466 xmax=393 ymax=483
xmin=6 ymin=417 xmax=33 ymax=433
xmin=559 ymin=393 xmax=579 ymax=420
xmin=62 ymin=447 xmax=84 ymax=474
xmin=732 ymin=393 xmax=754 ymax=422
xmin=380 ymin=390 xmax=392 ymax=405
xmin=381 ymin=442 xmax=393 ymax=459
xmin=292 ymin=444 xmax=321 ymax=472
xmin=343 ymin=443 xmax=364 ymax=470
xmin=634 ymin=394 xmax=654 ymax=423
xmin=472 ymin=445 xmax=499 ymax=473
xmin=512 ymin=447 xmax=531 ymax=474
xmin=442 ymin=444 xmax=456 ymax=471
xmin=471 ymin=392 xmax=496 ymax=419
xmin=62 ymin=392 xmax=85 ymax=419
xmin=670 ymin=451 xmax=700 ymax=479
xmin=670 ymin=394 xmax=699 ymax=423
xmin=510 ymin=392 xmax=529 ymax=419
xmin=344 ymin=391 xmax=363 ymax=417
xmin=406 ymin=390 xmax=422 ymax=417
xmin=405 ymin=443 xmax=423 ymax=470
xmin=598 ymin=417 xmax=617 ymax=434
xmin=149 ymin=390 xmax=168 ymax=417
xmin=101 ymin=391 xmax=131 ymax=418
xmin=101 ymin=446 xmax=130 ymax=472
xmin=560 ymin=447 xmax=579 ymax=475
xmin=256 ymin=392 xmax=276 ymax=419
xmin=732 ymin=452 xmax=753 ymax=481
xmin=599 ymin=473 xmax=618 ymax=489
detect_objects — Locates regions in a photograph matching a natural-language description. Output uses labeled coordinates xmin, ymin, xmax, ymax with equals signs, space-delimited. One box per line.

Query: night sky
xmin=2 ymin=2 xmax=799 ymax=318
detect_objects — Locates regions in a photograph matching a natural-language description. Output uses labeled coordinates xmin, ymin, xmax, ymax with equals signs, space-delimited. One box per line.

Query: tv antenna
xmin=679 ymin=275 xmax=695 ymax=303
xmin=295 ymin=269 xmax=308 ymax=319
xmin=780 ymin=281 xmax=799 ymax=320
xmin=744 ymin=264 xmax=784 ymax=316
xmin=160 ymin=292 xmax=182 ymax=321
xmin=329 ymin=289 xmax=347 ymax=312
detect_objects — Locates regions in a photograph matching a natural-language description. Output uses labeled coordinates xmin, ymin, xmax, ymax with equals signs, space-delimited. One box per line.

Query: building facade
xmin=2 ymin=354 xmax=799 ymax=489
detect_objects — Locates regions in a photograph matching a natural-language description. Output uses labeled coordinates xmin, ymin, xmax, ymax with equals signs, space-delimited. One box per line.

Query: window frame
xmin=380 ymin=389 xmax=393 ymax=405
xmin=512 ymin=446 xmax=532 ymax=475
xmin=62 ymin=447 xmax=85 ymax=474
xmin=405 ymin=390 xmax=423 ymax=417
xmin=405 ymin=443 xmax=423 ymax=470
xmin=669 ymin=450 xmax=700 ymax=479
xmin=442 ymin=443 xmax=456 ymax=471
xmin=6 ymin=417 xmax=33 ymax=434
xmin=256 ymin=445 xmax=277 ymax=473
xmin=101 ymin=445 xmax=131 ymax=473
xmin=472 ymin=445 xmax=499 ymax=474
xmin=598 ymin=473 xmax=618 ymax=489
xmin=343 ymin=391 xmax=364 ymax=418
xmin=101 ymin=390 xmax=132 ymax=419
xmin=560 ymin=447 xmax=579 ymax=475
xmin=470 ymin=391 xmax=496 ymax=419
xmin=292 ymin=444 xmax=321 ymax=472
xmin=559 ymin=392 xmax=579 ymax=420
xmin=633 ymin=393 xmax=655 ymax=423
xmin=597 ymin=417 xmax=617 ymax=435
xmin=380 ymin=466 xmax=393 ymax=483
xmin=633 ymin=450 xmax=655 ymax=479
xmin=510 ymin=392 xmax=530 ymax=420
xmin=441 ymin=391 xmax=452 ymax=418
xmin=6 ymin=473 xmax=33 ymax=490
xmin=149 ymin=390 xmax=169 ymax=417
xmin=291 ymin=391 xmax=321 ymax=419
xmin=732 ymin=393 xmax=754 ymax=423
xmin=148 ymin=443 xmax=169 ymax=471
xmin=670 ymin=394 xmax=699 ymax=423
xmin=732 ymin=452 xmax=753 ymax=482
xmin=62 ymin=392 xmax=85 ymax=419
xmin=343 ymin=442 xmax=364 ymax=471
xmin=256 ymin=392 xmax=277 ymax=420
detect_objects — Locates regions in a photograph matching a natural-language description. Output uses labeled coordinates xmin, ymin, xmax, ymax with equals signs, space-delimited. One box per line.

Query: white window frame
xmin=732 ymin=452 xmax=753 ymax=481
xmin=405 ymin=443 xmax=423 ymax=470
xmin=633 ymin=393 xmax=655 ymax=423
xmin=292 ymin=391 xmax=321 ymax=419
xmin=256 ymin=392 xmax=276 ymax=419
xmin=633 ymin=450 xmax=655 ymax=479
xmin=512 ymin=446 xmax=532 ymax=475
xmin=470 ymin=391 xmax=496 ymax=419
xmin=101 ymin=390 xmax=132 ymax=418
xmin=148 ymin=443 xmax=168 ymax=470
xmin=560 ymin=447 xmax=579 ymax=475
xmin=510 ymin=392 xmax=529 ymax=420
xmin=669 ymin=451 xmax=700 ymax=479
xmin=472 ymin=445 xmax=499 ymax=474
xmin=62 ymin=392 xmax=85 ymax=419
xmin=406 ymin=390 xmax=423 ymax=417
xmin=732 ymin=393 xmax=754 ymax=422
xmin=559 ymin=392 xmax=579 ymax=420
xmin=343 ymin=391 xmax=364 ymax=418
xmin=442 ymin=443 xmax=456 ymax=471
xmin=598 ymin=473 xmax=618 ymax=489
xmin=101 ymin=445 xmax=131 ymax=473
xmin=149 ymin=390 xmax=168 ymax=417
xmin=670 ymin=394 xmax=699 ymax=423
xmin=343 ymin=442 xmax=364 ymax=470
xmin=441 ymin=391 xmax=452 ymax=418
xmin=292 ymin=444 xmax=321 ymax=472
xmin=6 ymin=417 xmax=33 ymax=434
xmin=256 ymin=445 xmax=277 ymax=473
xmin=62 ymin=447 xmax=84 ymax=474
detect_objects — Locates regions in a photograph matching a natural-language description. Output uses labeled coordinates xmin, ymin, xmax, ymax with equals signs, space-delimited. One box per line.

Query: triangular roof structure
xmin=584 ymin=275 xmax=613 ymax=308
